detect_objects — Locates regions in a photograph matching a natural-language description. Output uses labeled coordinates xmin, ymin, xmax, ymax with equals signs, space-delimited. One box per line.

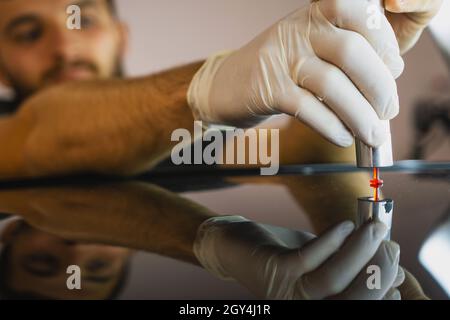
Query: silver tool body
xmin=355 ymin=2 xmax=393 ymax=169
xmin=355 ymin=122 xmax=393 ymax=168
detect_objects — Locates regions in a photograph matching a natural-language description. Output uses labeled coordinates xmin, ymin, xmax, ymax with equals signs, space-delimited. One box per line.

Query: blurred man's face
xmin=3 ymin=222 xmax=131 ymax=299
xmin=0 ymin=0 xmax=127 ymax=98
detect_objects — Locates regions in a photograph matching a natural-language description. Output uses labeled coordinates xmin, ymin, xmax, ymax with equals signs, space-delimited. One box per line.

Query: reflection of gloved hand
xmin=385 ymin=0 xmax=443 ymax=54
xmin=399 ymin=268 xmax=430 ymax=300
xmin=194 ymin=216 xmax=404 ymax=300
xmin=188 ymin=0 xmax=403 ymax=147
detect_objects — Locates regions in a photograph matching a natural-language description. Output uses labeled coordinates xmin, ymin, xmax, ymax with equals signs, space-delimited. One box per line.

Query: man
xmin=0 ymin=0 xmax=441 ymax=301
xmin=0 ymin=0 xmax=443 ymax=179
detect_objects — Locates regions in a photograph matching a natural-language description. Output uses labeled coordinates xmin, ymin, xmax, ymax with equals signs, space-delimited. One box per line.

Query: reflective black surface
xmin=0 ymin=161 xmax=448 ymax=300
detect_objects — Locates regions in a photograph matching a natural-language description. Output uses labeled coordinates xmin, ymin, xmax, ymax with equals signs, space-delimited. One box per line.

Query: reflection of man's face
xmin=2 ymin=222 xmax=131 ymax=300
xmin=0 ymin=0 xmax=126 ymax=98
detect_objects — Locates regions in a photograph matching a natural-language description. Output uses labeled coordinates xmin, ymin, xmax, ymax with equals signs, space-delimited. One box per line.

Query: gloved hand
xmin=188 ymin=0 xmax=404 ymax=148
xmin=194 ymin=216 xmax=404 ymax=300
xmin=385 ymin=0 xmax=443 ymax=54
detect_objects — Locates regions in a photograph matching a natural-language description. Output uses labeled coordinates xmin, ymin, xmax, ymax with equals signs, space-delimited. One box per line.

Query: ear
xmin=115 ymin=21 xmax=129 ymax=60
xmin=0 ymin=219 xmax=23 ymax=244
xmin=0 ymin=59 xmax=12 ymax=88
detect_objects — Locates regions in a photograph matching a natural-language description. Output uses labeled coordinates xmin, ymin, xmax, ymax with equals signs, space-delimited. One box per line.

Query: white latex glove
xmin=188 ymin=0 xmax=404 ymax=148
xmin=194 ymin=216 xmax=404 ymax=300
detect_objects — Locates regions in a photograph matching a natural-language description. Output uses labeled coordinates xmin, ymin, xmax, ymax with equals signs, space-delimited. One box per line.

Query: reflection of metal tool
xmin=357 ymin=197 xmax=393 ymax=241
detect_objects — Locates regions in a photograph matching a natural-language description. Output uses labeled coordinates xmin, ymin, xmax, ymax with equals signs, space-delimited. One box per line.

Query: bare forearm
xmin=0 ymin=61 xmax=203 ymax=179
xmin=0 ymin=114 xmax=34 ymax=179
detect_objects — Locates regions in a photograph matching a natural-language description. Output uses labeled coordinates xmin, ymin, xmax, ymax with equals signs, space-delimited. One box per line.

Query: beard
xmin=1 ymin=55 xmax=124 ymax=104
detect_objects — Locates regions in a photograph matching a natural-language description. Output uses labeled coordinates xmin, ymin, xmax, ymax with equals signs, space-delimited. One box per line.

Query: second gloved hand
xmin=385 ymin=0 xmax=443 ymax=54
xmin=188 ymin=0 xmax=404 ymax=148
xmin=194 ymin=216 xmax=404 ymax=300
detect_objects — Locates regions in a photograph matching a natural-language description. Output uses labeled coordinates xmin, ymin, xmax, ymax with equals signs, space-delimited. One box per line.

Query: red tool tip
xmin=370 ymin=178 xmax=384 ymax=188
xmin=371 ymin=167 xmax=383 ymax=201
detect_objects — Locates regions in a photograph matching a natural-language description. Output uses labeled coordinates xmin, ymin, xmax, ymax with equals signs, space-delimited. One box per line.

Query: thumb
xmin=385 ymin=0 xmax=442 ymax=17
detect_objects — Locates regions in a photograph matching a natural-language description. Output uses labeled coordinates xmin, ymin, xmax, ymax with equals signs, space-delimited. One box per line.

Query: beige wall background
xmin=117 ymin=0 xmax=304 ymax=75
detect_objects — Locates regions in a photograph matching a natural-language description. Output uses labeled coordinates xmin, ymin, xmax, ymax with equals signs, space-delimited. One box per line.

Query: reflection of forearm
xmin=5 ymin=62 xmax=203 ymax=179
xmin=280 ymin=173 xmax=371 ymax=234
xmin=118 ymin=183 xmax=214 ymax=265
xmin=0 ymin=114 xmax=33 ymax=179
xmin=0 ymin=183 xmax=214 ymax=265
xmin=399 ymin=269 xmax=429 ymax=300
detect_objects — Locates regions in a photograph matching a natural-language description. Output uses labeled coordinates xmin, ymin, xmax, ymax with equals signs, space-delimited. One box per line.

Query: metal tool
xmin=355 ymin=1 xmax=394 ymax=239
xmin=355 ymin=121 xmax=393 ymax=168
xmin=355 ymin=1 xmax=393 ymax=169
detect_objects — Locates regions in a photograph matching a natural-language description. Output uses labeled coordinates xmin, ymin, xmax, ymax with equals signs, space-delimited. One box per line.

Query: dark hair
xmin=106 ymin=0 xmax=118 ymax=18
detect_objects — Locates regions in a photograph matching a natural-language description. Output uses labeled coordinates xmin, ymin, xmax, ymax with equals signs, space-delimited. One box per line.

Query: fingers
xmin=262 ymin=224 xmax=316 ymax=249
xmin=385 ymin=0 xmax=443 ymax=14
xmin=284 ymin=0 xmax=402 ymax=147
xmin=398 ymin=269 xmax=430 ymax=300
xmin=316 ymin=0 xmax=404 ymax=78
xmin=278 ymin=83 xmax=354 ymax=147
xmin=309 ymin=28 xmax=400 ymax=120
xmin=384 ymin=288 xmax=402 ymax=300
xmin=296 ymin=57 xmax=389 ymax=147
xmin=286 ymin=221 xmax=355 ymax=278
xmin=331 ymin=241 xmax=401 ymax=300
xmin=393 ymin=266 xmax=406 ymax=288
xmin=297 ymin=222 xmax=388 ymax=300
